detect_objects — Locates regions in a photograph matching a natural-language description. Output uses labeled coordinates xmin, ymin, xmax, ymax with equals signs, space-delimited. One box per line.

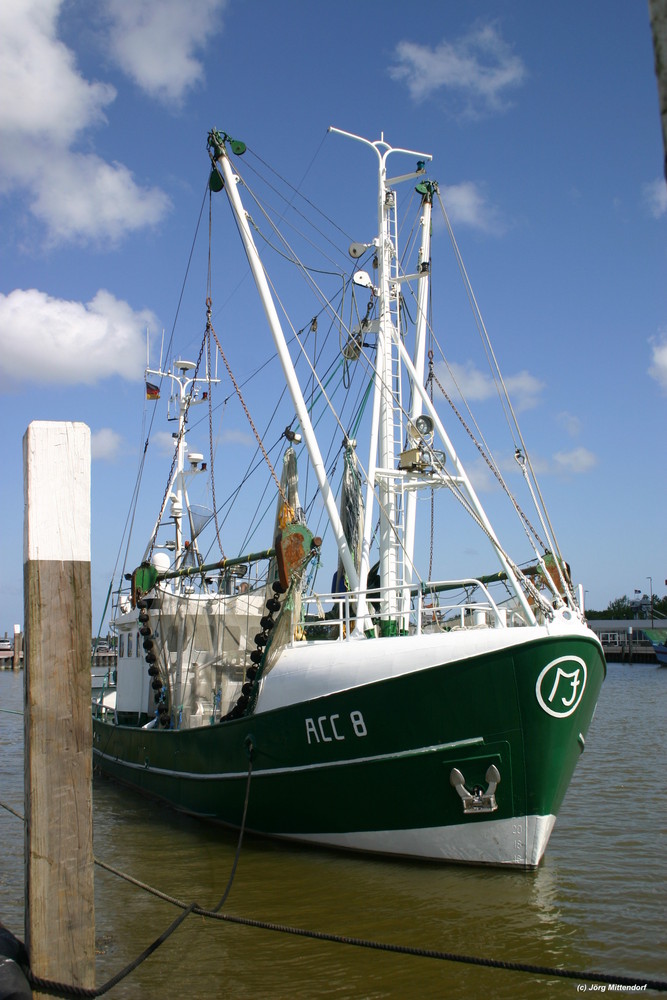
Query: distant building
xmin=587 ymin=618 xmax=658 ymax=663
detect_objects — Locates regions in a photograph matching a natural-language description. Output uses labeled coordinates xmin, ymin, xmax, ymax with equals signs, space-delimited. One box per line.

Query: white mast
xmin=402 ymin=187 xmax=433 ymax=603
xmin=330 ymin=129 xmax=536 ymax=629
xmin=330 ymin=128 xmax=432 ymax=633
xmin=144 ymin=360 xmax=216 ymax=571
xmin=211 ymin=128 xmax=536 ymax=629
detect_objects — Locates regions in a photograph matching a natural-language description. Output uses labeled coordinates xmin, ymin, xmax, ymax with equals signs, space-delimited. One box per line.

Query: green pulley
xmin=209 ymin=168 xmax=224 ymax=193
xmin=230 ymin=140 xmax=246 ymax=156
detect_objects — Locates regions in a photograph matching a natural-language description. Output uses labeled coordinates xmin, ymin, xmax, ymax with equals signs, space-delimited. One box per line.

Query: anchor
xmin=450 ymin=764 xmax=500 ymax=814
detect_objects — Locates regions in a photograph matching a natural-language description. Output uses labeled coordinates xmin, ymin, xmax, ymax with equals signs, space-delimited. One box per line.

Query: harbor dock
xmin=587 ymin=618 xmax=661 ymax=664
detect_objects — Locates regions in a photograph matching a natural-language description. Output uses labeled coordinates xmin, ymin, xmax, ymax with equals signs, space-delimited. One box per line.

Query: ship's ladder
xmin=386 ymin=188 xmax=407 ymax=613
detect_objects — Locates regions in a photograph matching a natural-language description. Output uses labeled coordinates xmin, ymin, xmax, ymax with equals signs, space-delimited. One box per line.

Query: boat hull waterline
xmin=93 ymin=630 xmax=605 ymax=868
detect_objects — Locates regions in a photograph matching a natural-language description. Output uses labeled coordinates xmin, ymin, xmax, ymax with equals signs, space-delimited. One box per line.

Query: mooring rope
xmin=26 ymin=904 xmax=197 ymax=999
xmin=1 ymin=795 xmax=665 ymax=996
xmin=0 ymin=756 xmax=253 ymax=999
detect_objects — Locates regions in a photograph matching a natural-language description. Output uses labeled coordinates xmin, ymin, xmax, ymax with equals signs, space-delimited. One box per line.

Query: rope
xmin=210 ymin=751 xmax=253 ymax=912
xmin=40 ymin=866 xmax=667 ymax=996
xmin=1 ymin=754 xmax=253 ymax=998
xmin=205 ymin=291 xmax=226 ymax=557
xmin=435 ymin=188 xmax=567 ymax=572
xmin=27 ymin=905 xmax=197 ymax=998
xmin=0 ymin=799 xmax=23 ymax=820
xmin=115 ymin=177 xmax=210 ymax=587
xmin=427 ymin=352 xmax=547 ymax=552
xmin=245 ymin=136 xmax=354 ymax=258
xmin=426 ymin=356 xmax=557 ymax=616
xmin=208 ymin=319 xmax=287 ymax=506
xmin=0 ymin=797 xmax=665 ymax=995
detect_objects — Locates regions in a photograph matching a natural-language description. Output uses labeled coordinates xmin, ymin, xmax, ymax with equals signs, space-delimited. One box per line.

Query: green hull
xmin=93 ymin=632 xmax=605 ymax=868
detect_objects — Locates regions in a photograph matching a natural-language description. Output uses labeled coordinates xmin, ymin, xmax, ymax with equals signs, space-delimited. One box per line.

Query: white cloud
xmin=152 ymin=430 xmax=178 ymax=455
xmin=0 ymin=0 xmax=171 ymax=244
xmin=557 ymin=411 xmax=582 ymax=437
xmin=0 ymin=288 xmax=156 ymax=388
xmin=440 ymin=181 xmax=503 ymax=233
xmin=104 ymin=0 xmax=227 ymax=104
xmin=465 ymin=456 xmax=499 ymax=494
xmin=390 ymin=22 xmax=526 ymax=115
xmin=0 ymin=0 xmax=115 ymax=148
xmin=553 ymin=447 xmax=597 ymax=474
xmin=32 ymin=151 xmax=170 ymax=246
xmin=436 ymin=360 xmax=544 ymax=411
xmin=642 ymin=178 xmax=667 ymax=219
xmin=504 ymin=371 xmax=544 ymax=410
xmin=92 ymin=428 xmax=123 ymax=460
xmin=648 ymin=333 xmax=667 ymax=392
xmin=221 ymin=427 xmax=255 ymax=446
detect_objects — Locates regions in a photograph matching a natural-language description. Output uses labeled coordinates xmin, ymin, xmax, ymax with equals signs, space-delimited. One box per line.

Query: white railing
xmin=295 ymin=579 xmax=525 ymax=643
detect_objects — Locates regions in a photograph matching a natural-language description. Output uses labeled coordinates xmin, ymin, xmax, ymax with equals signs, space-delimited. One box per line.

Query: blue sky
xmin=1 ymin=0 xmax=665 ymax=636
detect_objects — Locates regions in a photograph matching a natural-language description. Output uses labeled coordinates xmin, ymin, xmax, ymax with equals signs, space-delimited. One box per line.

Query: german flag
xmin=145 ymin=381 xmax=160 ymax=400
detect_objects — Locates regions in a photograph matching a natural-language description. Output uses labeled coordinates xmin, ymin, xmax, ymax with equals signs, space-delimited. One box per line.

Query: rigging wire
xmin=224 ymin=169 xmax=546 ymax=612
xmin=416 ymin=306 xmax=553 ymax=589
xmin=393 ymin=194 xmax=563 ymax=600
xmin=239 ymin=152 xmax=349 ymax=274
xmin=206 ymin=192 xmax=226 ymax=559
xmin=246 ymin=132 xmax=355 ymax=248
xmin=426 ymin=353 xmax=547 ymax=552
xmin=128 ymin=143 xmax=559 ymax=621
xmin=221 ymin=185 xmax=433 ymax=596
xmin=111 ymin=178 xmax=211 ymax=592
xmin=435 ymin=190 xmax=568 ymax=587
xmin=208 ymin=321 xmax=287 ymax=505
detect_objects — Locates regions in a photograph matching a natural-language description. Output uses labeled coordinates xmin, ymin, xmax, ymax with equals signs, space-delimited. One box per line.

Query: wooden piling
xmin=23 ymin=421 xmax=95 ymax=994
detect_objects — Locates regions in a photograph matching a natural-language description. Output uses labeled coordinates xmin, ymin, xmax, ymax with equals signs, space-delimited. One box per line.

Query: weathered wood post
xmin=23 ymin=421 xmax=95 ymax=994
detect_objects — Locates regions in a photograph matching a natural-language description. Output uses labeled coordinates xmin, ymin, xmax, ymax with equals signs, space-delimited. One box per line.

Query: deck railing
xmin=296 ymin=579 xmax=524 ymax=642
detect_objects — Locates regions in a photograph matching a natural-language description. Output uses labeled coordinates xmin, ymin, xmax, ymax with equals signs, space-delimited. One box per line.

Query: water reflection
xmin=89 ymin=777 xmax=601 ymax=999
xmin=2 ymin=665 xmax=666 ymax=999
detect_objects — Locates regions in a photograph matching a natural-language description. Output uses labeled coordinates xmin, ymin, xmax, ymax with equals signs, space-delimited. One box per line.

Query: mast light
xmin=408 ymin=414 xmax=434 ymax=441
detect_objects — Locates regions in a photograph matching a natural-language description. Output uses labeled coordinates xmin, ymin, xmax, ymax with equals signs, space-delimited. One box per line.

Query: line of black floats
xmin=137 ymin=604 xmax=169 ymax=727
xmin=136 ymin=579 xmax=287 ymax=728
xmin=222 ymin=579 xmax=286 ymax=721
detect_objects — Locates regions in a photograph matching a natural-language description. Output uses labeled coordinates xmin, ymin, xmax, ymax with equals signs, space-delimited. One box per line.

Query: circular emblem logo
xmin=535 ymin=655 xmax=587 ymax=718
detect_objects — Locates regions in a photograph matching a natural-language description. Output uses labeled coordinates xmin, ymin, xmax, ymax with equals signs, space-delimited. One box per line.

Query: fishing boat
xmin=644 ymin=628 xmax=667 ymax=665
xmin=92 ymin=128 xmax=606 ymax=868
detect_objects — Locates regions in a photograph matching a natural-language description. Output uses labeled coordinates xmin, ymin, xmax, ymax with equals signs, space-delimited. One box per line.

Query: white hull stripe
xmin=289 ymin=814 xmax=557 ymax=868
xmin=92 ymin=735 xmax=483 ymax=781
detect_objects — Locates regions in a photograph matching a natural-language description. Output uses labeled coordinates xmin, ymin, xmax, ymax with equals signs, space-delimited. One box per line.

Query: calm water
xmin=1 ymin=664 xmax=666 ymax=998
